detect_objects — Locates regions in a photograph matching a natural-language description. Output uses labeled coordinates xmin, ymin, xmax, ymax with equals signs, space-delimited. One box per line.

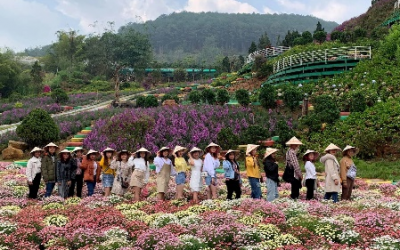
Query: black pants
xmin=305 ymin=179 xmax=315 ymax=200
xmin=28 ymin=173 xmax=41 ymax=199
xmin=290 ymin=178 xmax=301 ymax=199
xmin=226 ymin=179 xmax=241 ymax=200
xmin=68 ymin=174 xmax=83 ymax=198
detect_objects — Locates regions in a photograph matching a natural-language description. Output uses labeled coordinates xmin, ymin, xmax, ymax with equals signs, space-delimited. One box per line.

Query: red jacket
xmin=80 ymin=157 xmax=101 ymax=182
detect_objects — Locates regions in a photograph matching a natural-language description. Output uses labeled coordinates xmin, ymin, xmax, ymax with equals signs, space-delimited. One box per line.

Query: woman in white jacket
xmin=129 ymin=148 xmax=151 ymax=202
xmin=26 ymin=147 xmax=43 ymax=199
xmin=320 ymin=144 xmax=342 ymax=203
xmin=110 ymin=150 xmax=134 ymax=196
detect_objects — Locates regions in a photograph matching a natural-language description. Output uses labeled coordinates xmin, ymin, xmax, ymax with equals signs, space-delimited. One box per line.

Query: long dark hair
xmin=264 ymin=154 xmax=275 ymax=163
xmin=225 ymin=153 xmax=238 ymax=167
xmin=60 ymin=153 xmax=71 ymax=163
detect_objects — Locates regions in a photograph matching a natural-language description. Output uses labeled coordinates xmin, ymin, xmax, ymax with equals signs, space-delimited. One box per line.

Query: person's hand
xmin=113 ymin=156 xmax=117 ymax=161
xmin=334 ymin=179 xmax=339 ymax=185
xmin=342 ymin=183 xmax=347 ymax=188
xmin=156 ymin=151 xmax=160 ymax=157
xmin=67 ymin=181 xmax=71 ymax=186
xmin=27 ymin=181 xmax=33 ymax=186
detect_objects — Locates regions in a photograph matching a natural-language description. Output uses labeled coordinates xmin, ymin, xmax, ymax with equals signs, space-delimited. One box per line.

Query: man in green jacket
xmin=42 ymin=142 xmax=59 ymax=197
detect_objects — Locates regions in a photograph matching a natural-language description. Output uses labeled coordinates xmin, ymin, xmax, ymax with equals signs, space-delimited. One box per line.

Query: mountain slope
xmin=121 ymin=12 xmax=338 ymax=63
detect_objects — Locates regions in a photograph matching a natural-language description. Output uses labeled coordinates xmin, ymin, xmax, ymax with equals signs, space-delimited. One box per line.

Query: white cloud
xmin=276 ymin=0 xmax=306 ymax=11
xmin=263 ymin=6 xmax=276 ymax=14
xmin=310 ymin=2 xmax=349 ymax=22
xmin=184 ymin=0 xmax=259 ymax=13
xmin=0 ymin=0 xmax=67 ymax=51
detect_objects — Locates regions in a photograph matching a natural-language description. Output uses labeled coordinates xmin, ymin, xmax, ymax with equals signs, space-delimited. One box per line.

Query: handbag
xmin=118 ymin=162 xmax=130 ymax=189
xmin=282 ymin=165 xmax=294 ymax=183
xmin=347 ymin=164 xmax=357 ymax=180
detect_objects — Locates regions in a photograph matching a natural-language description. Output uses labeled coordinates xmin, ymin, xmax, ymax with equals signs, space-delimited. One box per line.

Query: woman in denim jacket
xmin=223 ymin=149 xmax=241 ymax=200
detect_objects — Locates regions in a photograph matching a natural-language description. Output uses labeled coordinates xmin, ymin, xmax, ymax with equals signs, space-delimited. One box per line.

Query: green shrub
xmin=282 ymin=86 xmax=302 ymax=111
xmin=51 ymin=88 xmax=69 ymax=104
xmin=14 ymin=102 xmax=23 ymax=108
xmin=162 ymin=94 xmax=179 ymax=104
xmin=217 ymin=128 xmax=239 ymax=150
xmin=216 ymin=89 xmax=230 ymax=105
xmin=276 ymin=120 xmax=295 ymax=147
xmin=239 ymin=125 xmax=269 ymax=144
xmin=16 ymin=108 xmax=60 ymax=146
xmin=259 ymin=85 xmax=277 ymax=109
xmin=201 ymin=89 xmax=216 ymax=105
xmin=144 ymin=95 xmax=158 ymax=108
xmin=136 ymin=96 xmax=146 ymax=108
xmin=188 ymin=91 xmax=202 ymax=104
xmin=8 ymin=93 xmax=23 ymax=102
xmin=235 ymin=89 xmax=250 ymax=106
xmin=350 ymin=91 xmax=367 ymax=112
xmin=313 ymin=95 xmax=340 ymax=124
xmin=120 ymin=82 xmax=131 ymax=90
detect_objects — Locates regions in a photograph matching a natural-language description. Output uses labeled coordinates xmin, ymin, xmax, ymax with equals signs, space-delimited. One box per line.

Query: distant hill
xmin=121 ymin=12 xmax=338 ymax=64
xmin=334 ymin=0 xmax=395 ymax=34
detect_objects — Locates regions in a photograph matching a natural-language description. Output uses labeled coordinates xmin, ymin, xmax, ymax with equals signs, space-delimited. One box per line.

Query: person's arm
xmin=26 ymin=160 xmax=33 ymax=183
xmin=340 ymin=158 xmax=348 ymax=186
xmin=153 ymin=157 xmax=163 ymax=173
xmin=110 ymin=159 xmax=118 ymax=170
xmin=203 ymin=154 xmax=214 ymax=177
xmin=56 ymin=161 xmax=62 ymax=184
xmin=144 ymin=161 xmax=150 ymax=184
xmin=326 ymin=160 xmax=339 ymax=184
xmin=289 ymin=150 xmax=302 ymax=179
xmin=223 ymin=160 xmax=230 ymax=170
xmin=245 ymin=157 xmax=252 ymax=170
xmin=127 ymin=156 xmax=135 ymax=168
xmin=70 ymin=160 xmax=77 ymax=181
xmin=80 ymin=158 xmax=88 ymax=170
xmin=41 ymin=158 xmax=48 ymax=182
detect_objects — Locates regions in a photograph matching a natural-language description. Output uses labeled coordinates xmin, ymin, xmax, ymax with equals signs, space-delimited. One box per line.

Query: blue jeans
xmin=175 ymin=172 xmax=186 ymax=185
xmin=86 ymin=180 xmax=96 ymax=196
xmin=266 ymin=178 xmax=279 ymax=202
xmin=324 ymin=192 xmax=338 ymax=203
xmin=45 ymin=182 xmax=56 ymax=197
xmin=248 ymin=177 xmax=262 ymax=199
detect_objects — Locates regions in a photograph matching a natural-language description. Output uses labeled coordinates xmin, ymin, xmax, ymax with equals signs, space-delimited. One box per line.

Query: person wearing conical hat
xmin=26 ymin=147 xmax=43 ymax=199
xmin=57 ymin=149 xmax=77 ymax=199
xmin=110 ymin=150 xmax=134 ymax=197
xmin=245 ymin=144 xmax=262 ymax=199
xmin=69 ymin=147 xmax=85 ymax=198
xmin=203 ymin=142 xmax=222 ymax=200
xmin=188 ymin=147 xmax=203 ymax=203
xmin=173 ymin=146 xmax=189 ymax=200
xmin=340 ymin=145 xmax=359 ymax=201
xmin=303 ymin=150 xmax=320 ymax=200
xmin=80 ymin=149 xmax=101 ymax=196
xmin=154 ymin=147 xmax=175 ymax=201
xmin=129 ymin=148 xmax=151 ymax=202
xmin=320 ymin=143 xmax=342 ymax=203
xmin=42 ymin=142 xmax=59 ymax=198
xmin=285 ymin=137 xmax=303 ymax=200
xmin=100 ymin=147 xmax=116 ymax=197
xmin=223 ymin=149 xmax=242 ymax=200
xmin=263 ymin=148 xmax=279 ymax=202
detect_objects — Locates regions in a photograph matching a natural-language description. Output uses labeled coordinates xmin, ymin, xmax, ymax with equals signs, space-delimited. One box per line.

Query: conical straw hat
xmin=189 ymin=147 xmax=203 ymax=156
xmin=225 ymin=149 xmax=240 ymax=158
xmin=263 ymin=148 xmax=278 ymax=160
xmin=246 ymin=144 xmax=260 ymax=155
xmin=173 ymin=145 xmax=187 ymax=154
xmin=72 ymin=147 xmax=84 ymax=153
xmin=324 ymin=143 xmax=342 ymax=153
xmin=86 ymin=149 xmax=99 ymax=156
xmin=157 ymin=147 xmax=171 ymax=154
xmin=302 ymin=150 xmax=320 ymax=161
xmin=30 ymin=147 xmax=43 ymax=154
xmin=44 ymin=142 xmax=58 ymax=148
xmin=342 ymin=145 xmax=359 ymax=156
xmin=134 ymin=147 xmax=150 ymax=154
xmin=58 ymin=149 xmax=71 ymax=156
xmin=205 ymin=142 xmax=221 ymax=153
xmin=285 ymin=137 xmax=303 ymax=146
xmin=102 ymin=147 xmax=115 ymax=153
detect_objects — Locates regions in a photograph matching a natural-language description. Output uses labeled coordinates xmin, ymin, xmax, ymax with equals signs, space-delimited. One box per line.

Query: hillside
xmin=334 ymin=0 xmax=395 ymax=35
xmin=120 ymin=12 xmax=337 ymax=64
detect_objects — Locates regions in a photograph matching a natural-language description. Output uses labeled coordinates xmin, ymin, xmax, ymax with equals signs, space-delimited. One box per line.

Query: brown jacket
xmin=340 ymin=156 xmax=354 ymax=186
xmin=80 ymin=157 xmax=101 ymax=182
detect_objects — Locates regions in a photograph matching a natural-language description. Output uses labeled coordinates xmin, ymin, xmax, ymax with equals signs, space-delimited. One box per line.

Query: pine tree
xmin=258 ymin=32 xmax=271 ymax=49
xmin=30 ymin=61 xmax=43 ymax=94
xmin=314 ymin=21 xmax=325 ymax=33
xmin=222 ymin=56 xmax=230 ymax=72
xmin=248 ymin=41 xmax=257 ymax=54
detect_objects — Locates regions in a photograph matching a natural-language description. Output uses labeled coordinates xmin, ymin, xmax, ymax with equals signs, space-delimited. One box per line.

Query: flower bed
xmin=0 ymin=168 xmax=399 ymax=249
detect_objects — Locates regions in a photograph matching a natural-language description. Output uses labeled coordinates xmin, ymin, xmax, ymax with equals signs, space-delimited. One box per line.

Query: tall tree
xmin=258 ymin=32 xmax=271 ymax=49
xmin=302 ymin=31 xmax=313 ymax=44
xmin=0 ymin=50 xmax=22 ymax=98
xmin=314 ymin=21 xmax=325 ymax=33
xmin=222 ymin=56 xmax=230 ymax=72
xmin=30 ymin=61 xmax=43 ymax=94
xmin=248 ymin=41 xmax=257 ymax=54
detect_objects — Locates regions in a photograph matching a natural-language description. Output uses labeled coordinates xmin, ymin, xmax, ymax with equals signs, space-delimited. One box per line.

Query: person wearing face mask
xmin=320 ymin=143 xmax=342 ymax=203
xmin=26 ymin=147 xmax=44 ymax=199
xmin=41 ymin=142 xmax=59 ymax=197
xmin=284 ymin=137 xmax=303 ymax=200
xmin=340 ymin=145 xmax=359 ymax=201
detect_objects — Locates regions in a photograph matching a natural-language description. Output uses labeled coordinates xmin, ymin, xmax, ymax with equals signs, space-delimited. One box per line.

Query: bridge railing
xmin=246 ymin=46 xmax=291 ymax=64
xmin=273 ymin=46 xmax=372 ymax=73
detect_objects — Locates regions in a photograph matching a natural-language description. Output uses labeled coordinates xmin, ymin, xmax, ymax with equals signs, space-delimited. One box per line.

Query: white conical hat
xmin=118 ymin=150 xmax=131 ymax=157
xmin=30 ymin=147 xmax=43 ymax=154
xmin=189 ymin=147 xmax=203 ymax=156
xmin=86 ymin=149 xmax=99 ymax=155
xmin=72 ymin=147 xmax=84 ymax=153
xmin=302 ymin=150 xmax=320 ymax=161
xmin=342 ymin=145 xmax=359 ymax=156
xmin=263 ymin=147 xmax=278 ymax=160
xmin=134 ymin=147 xmax=150 ymax=154
xmin=44 ymin=142 xmax=59 ymax=148
xmin=324 ymin=143 xmax=342 ymax=153
xmin=157 ymin=146 xmax=171 ymax=154
xmin=58 ymin=149 xmax=71 ymax=156
xmin=205 ymin=142 xmax=221 ymax=153
xmin=225 ymin=149 xmax=240 ymax=158
xmin=246 ymin=144 xmax=260 ymax=155
xmin=285 ymin=137 xmax=303 ymax=146
xmin=102 ymin=147 xmax=115 ymax=153
xmin=173 ymin=145 xmax=187 ymax=154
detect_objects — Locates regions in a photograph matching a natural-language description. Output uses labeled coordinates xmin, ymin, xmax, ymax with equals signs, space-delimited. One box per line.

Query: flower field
xmin=0 ymin=165 xmax=399 ymax=249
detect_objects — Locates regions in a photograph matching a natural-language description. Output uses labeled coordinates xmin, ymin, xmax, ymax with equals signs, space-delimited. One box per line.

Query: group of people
xmin=25 ymin=138 xmax=358 ymax=203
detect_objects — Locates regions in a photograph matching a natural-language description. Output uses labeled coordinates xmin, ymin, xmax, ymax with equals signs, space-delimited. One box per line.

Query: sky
xmin=0 ymin=0 xmax=372 ymax=52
